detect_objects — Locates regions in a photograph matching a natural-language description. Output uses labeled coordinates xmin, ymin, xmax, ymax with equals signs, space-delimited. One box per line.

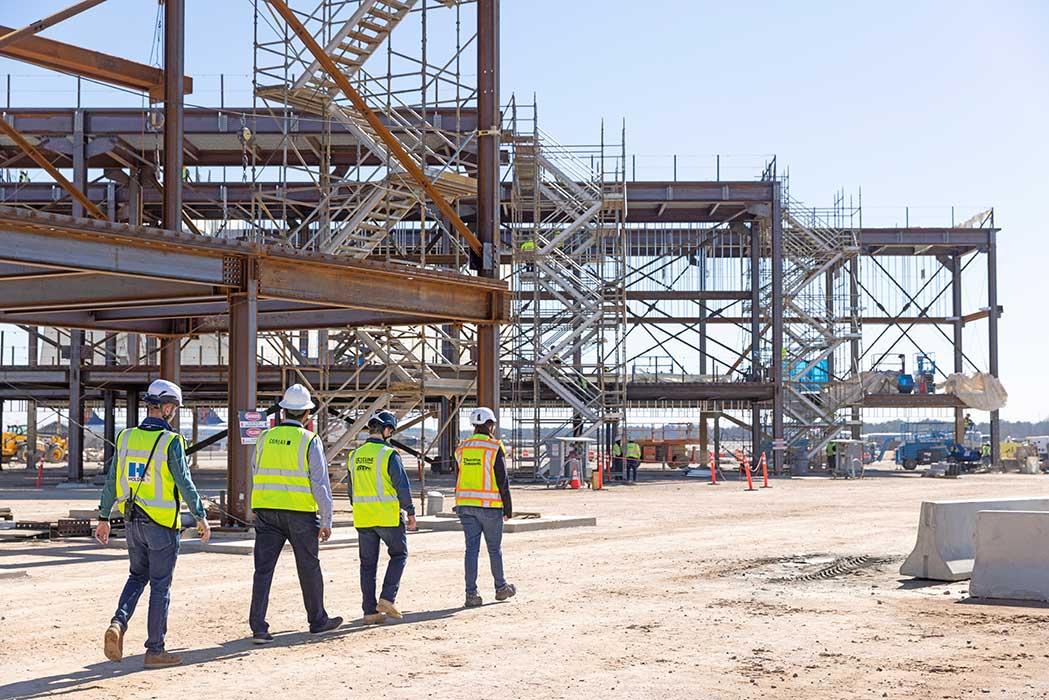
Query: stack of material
xmin=942 ymin=372 xmax=1008 ymax=410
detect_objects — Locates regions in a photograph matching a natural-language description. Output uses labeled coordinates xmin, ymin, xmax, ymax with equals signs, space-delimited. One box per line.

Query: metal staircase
xmin=508 ymin=107 xmax=627 ymax=479
xmin=760 ymin=189 xmax=861 ymax=462
xmin=255 ymin=0 xmax=474 ymax=258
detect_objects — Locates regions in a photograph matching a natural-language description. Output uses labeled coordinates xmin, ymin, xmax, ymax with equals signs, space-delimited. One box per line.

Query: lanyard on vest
xmin=128 ymin=431 xmax=166 ymax=518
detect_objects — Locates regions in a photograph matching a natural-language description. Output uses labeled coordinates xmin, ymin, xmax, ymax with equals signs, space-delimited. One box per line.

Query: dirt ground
xmin=2 ymin=465 xmax=1049 ymax=700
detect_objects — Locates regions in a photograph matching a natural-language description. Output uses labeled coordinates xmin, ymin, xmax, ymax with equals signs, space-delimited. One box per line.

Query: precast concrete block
xmin=900 ymin=497 xmax=1049 ymax=581
xmin=970 ymin=510 xmax=1049 ymax=602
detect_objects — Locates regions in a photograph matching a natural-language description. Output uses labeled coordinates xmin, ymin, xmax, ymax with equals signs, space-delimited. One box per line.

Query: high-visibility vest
xmin=612 ymin=443 xmax=622 ymax=457
xmin=351 ymin=441 xmax=400 ymax=528
xmin=626 ymin=442 xmax=641 ymax=459
xmin=251 ymin=425 xmax=319 ymax=513
xmin=455 ymin=434 xmax=503 ymax=509
xmin=114 ymin=427 xmax=182 ymax=529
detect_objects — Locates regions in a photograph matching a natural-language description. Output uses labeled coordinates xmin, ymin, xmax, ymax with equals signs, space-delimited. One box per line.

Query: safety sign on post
xmin=238 ymin=410 xmax=268 ymax=445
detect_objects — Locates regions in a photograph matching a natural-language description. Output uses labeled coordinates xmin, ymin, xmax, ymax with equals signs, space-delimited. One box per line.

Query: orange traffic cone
xmin=569 ymin=463 xmax=582 ymax=489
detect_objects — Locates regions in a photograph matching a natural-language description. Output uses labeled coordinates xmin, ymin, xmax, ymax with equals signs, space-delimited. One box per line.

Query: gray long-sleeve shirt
xmin=98 ymin=416 xmax=207 ymax=524
xmin=251 ymin=420 xmax=334 ymax=528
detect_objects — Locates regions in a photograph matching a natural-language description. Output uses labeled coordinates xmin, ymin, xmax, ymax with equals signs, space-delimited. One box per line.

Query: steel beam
xmin=0 ymin=1 xmax=108 ymax=50
xmin=26 ymin=328 xmax=37 ymax=472
xmin=0 ymin=114 xmax=105 ymax=219
xmin=750 ymin=223 xmax=761 ymax=457
xmin=0 ymin=24 xmax=191 ymax=99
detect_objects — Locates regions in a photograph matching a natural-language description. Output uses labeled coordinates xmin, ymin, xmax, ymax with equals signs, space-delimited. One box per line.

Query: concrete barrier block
xmin=970 ymin=510 xmax=1049 ymax=602
xmin=900 ymin=497 xmax=1049 ymax=581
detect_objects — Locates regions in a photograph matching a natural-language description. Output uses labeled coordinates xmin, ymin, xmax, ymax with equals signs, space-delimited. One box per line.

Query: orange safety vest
xmin=455 ymin=433 xmax=504 ymax=509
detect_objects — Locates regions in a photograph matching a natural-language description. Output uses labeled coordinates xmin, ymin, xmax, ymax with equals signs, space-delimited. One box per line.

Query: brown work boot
xmin=376 ymin=598 xmax=403 ymax=619
xmin=143 ymin=650 xmax=182 ymax=669
xmin=103 ymin=622 xmax=124 ymax=662
xmin=362 ymin=613 xmax=386 ymax=625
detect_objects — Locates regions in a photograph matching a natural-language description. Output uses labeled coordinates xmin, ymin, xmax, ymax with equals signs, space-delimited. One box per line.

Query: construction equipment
xmin=894 ymin=431 xmax=981 ymax=471
xmin=2 ymin=428 xmax=66 ymax=463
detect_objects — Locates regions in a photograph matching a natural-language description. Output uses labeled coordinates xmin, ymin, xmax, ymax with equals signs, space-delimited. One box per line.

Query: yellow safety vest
xmin=351 ymin=441 xmax=400 ymax=528
xmin=114 ymin=427 xmax=182 ymax=529
xmin=612 ymin=443 xmax=622 ymax=457
xmin=455 ymin=433 xmax=503 ymax=509
xmin=251 ymin=424 xmax=319 ymax=513
xmin=626 ymin=442 xmax=641 ymax=459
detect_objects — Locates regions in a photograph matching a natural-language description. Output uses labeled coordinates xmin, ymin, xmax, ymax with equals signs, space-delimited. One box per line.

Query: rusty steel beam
xmin=0 ymin=0 xmax=108 ymax=50
xmin=0 ymin=25 xmax=192 ymax=99
xmin=163 ymin=0 xmax=184 ymax=234
xmin=0 ymin=116 xmax=105 ymax=219
xmin=264 ymin=0 xmax=482 ymax=256
xmin=0 ymin=206 xmax=509 ymax=332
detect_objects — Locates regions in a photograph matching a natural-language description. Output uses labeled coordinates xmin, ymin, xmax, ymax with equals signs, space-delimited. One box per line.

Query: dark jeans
xmin=626 ymin=458 xmax=640 ymax=481
xmin=249 ymin=509 xmax=330 ymax=634
xmin=356 ymin=524 xmax=408 ymax=615
xmin=458 ymin=505 xmax=506 ymax=595
xmin=112 ymin=516 xmax=180 ymax=653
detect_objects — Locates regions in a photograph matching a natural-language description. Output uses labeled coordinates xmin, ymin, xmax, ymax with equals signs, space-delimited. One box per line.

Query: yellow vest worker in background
xmin=455 ymin=407 xmax=516 ymax=608
xmin=248 ymin=384 xmax=342 ymax=643
xmin=350 ymin=410 xmax=417 ymax=624
xmin=626 ymin=439 xmax=642 ymax=482
xmin=95 ymin=379 xmax=211 ymax=669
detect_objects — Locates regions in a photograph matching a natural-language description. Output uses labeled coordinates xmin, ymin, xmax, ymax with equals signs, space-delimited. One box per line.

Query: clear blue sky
xmin=1 ymin=1 xmax=1047 ymax=421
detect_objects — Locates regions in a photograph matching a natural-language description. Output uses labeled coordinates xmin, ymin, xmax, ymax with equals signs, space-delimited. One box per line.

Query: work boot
xmin=103 ymin=622 xmax=124 ymax=662
xmin=310 ymin=616 xmax=344 ymax=635
xmin=376 ymin=598 xmax=403 ymax=619
xmin=362 ymin=613 xmax=386 ymax=625
xmin=465 ymin=593 xmax=483 ymax=608
xmin=495 ymin=583 xmax=517 ymax=601
xmin=143 ymin=651 xmax=182 ymax=669
xmin=251 ymin=632 xmax=274 ymax=645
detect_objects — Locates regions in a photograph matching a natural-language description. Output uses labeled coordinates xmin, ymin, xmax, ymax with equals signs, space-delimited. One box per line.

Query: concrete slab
xmin=416 ymin=514 xmax=597 ymax=533
xmin=970 ymin=510 xmax=1049 ymax=603
xmin=900 ymin=497 xmax=1049 ymax=581
xmin=0 ymin=529 xmax=49 ymax=540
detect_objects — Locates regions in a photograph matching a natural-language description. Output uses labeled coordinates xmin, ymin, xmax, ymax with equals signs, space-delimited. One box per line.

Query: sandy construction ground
xmin=2 ymin=466 xmax=1049 ymax=699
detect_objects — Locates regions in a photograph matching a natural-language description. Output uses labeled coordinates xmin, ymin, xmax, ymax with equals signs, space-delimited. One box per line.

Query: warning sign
xmin=238 ymin=410 xmax=269 ymax=445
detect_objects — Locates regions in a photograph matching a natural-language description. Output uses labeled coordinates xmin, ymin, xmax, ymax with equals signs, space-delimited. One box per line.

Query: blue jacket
xmin=98 ymin=416 xmax=207 ymax=525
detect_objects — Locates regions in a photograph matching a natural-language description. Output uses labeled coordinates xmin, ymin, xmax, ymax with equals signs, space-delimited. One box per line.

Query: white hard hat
xmin=279 ymin=383 xmax=315 ymax=411
xmin=145 ymin=379 xmax=182 ymax=406
xmin=470 ymin=406 xmax=497 ymax=426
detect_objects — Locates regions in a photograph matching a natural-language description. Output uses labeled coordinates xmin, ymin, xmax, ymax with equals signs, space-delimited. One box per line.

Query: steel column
xmin=125 ymin=388 xmax=138 ymax=428
xmin=163 ymin=0 xmax=184 ymax=233
xmin=25 ymin=328 xmax=37 ymax=471
xmin=67 ymin=329 xmax=84 ymax=480
xmin=475 ymin=0 xmax=500 ymax=415
xmin=749 ymin=223 xmax=761 ymax=457
xmin=849 ymin=256 xmax=860 ymax=440
xmin=160 ymin=337 xmax=180 ymax=429
xmin=951 ymin=254 xmax=965 ymax=443
xmin=102 ymin=333 xmax=116 ymax=469
xmin=770 ymin=184 xmax=784 ymax=473
xmin=987 ymin=221 xmax=1000 ymax=464
xmin=227 ymin=270 xmax=258 ymax=525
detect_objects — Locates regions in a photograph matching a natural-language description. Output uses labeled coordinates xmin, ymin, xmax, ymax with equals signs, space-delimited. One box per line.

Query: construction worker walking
xmin=94 ymin=379 xmax=211 ymax=669
xmin=455 ymin=407 xmax=516 ymax=608
xmin=350 ymin=410 xmax=417 ymax=624
xmin=248 ymin=384 xmax=342 ymax=643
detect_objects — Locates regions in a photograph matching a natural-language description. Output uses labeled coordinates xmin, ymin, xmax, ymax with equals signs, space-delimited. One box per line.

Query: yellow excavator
xmin=1 ymin=427 xmax=68 ymax=463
